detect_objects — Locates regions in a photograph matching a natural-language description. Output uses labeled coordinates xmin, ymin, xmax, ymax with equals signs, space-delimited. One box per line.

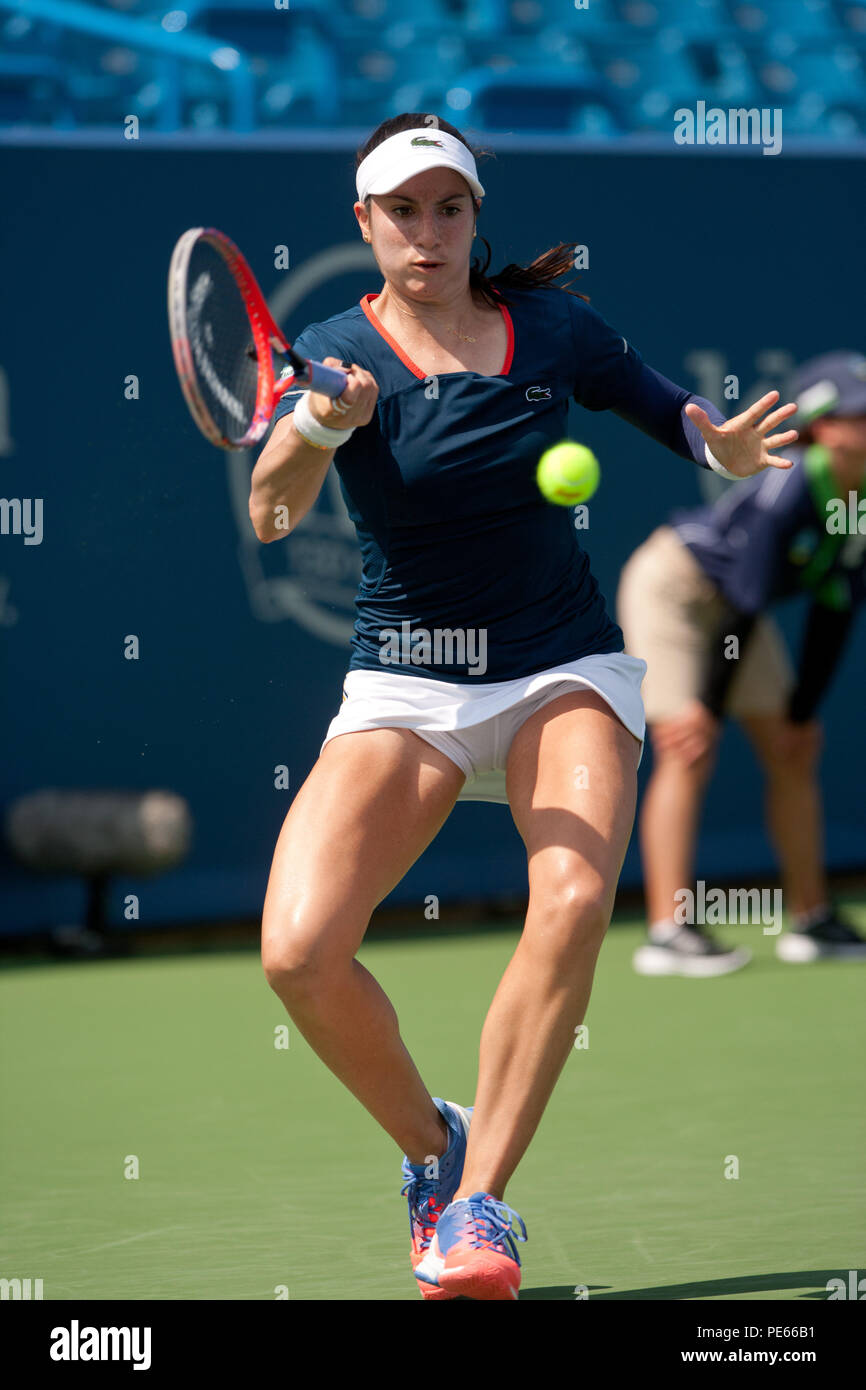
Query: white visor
xmin=356 ymin=127 xmax=485 ymax=204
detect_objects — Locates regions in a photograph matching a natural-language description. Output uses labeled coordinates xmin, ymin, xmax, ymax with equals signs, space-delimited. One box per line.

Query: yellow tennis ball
xmin=536 ymin=442 xmax=600 ymax=506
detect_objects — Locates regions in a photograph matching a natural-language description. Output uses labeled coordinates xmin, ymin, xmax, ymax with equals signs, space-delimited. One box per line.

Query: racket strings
xmin=183 ymin=239 xmax=263 ymax=445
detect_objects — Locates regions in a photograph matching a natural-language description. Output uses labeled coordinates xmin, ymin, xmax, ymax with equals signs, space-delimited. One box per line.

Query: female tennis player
xmin=618 ymin=351 xmax=866 ymax=978
xmin=250 ymin=114 xmax=799 ymax=1301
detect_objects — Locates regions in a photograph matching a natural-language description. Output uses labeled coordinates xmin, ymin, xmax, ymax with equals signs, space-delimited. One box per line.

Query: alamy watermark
xmin=826 ymin=492 xmax=866 ymax=534
xmin=0 ymin=498 xmax=42 ymax=545
xmin=379 ymin=621 xmax=488 ymax=675
xmin=675 ymin=880 xmax=783 ymax=935
xmin=49 ymin=1321 xmax=151 ymax=1370
xmin=674 ymin=101 xmax=783 ymax=156
xmin=826 ymin=1270 xmax=866 ymax=1299
xmin=1 ymin=1277 xmax=43 ymax=1299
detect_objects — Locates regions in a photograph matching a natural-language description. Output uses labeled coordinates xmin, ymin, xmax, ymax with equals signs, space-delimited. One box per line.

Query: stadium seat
xmin=837 ymin=1 xmax=866 ymax=38
xmin=182 ymin=1 xmax=334 ymax=62
xmin=757 ymin=42 xmax=864 ymax=106
xmin=377 ymin=78 xmax=457 ymax=124
xmin=1 ymin=8 xmax=63 ymax=59
xmin=686 ymin=38 xmax=759 ymax=104
xmin=174 ymin=0 xmax=321 ymax=54
xmin=339 ymin=30 xmax=466 ymax=104
xmin=338 ymin=44 xmax=402 ymax=117
xmin=780 ymin=97 xmax=865 ymax=136
xmin=459 ymin=0 xmax=509 ymax=36
xmin=448 ymin=66 xmax=627 ymax=132
xmin=823 ymin=102 xmax=866 ymax=133
xmin=542 ymin=0 xmax=622 ymax=37
xmin=726 ymin=0 xmax=840 ymax=38
xmin=586 ymin=29 xmax=706 ymax=124
xmin=0 ymin=53 xmax=70 ymax=125
xmin=617 ymin=0 xmax=732 ymax=37
xmin=175 ymin=3 xmax=342 ymax=123
xmin=338 ymin=0 xmax=475 ymax=39
xmin=465 ymin=31 xmax=594 ymax=74
xmin=568 ymin=99 xmax=622 ymax=135
xmin=380 ymin=19 xmax=468 ymax=67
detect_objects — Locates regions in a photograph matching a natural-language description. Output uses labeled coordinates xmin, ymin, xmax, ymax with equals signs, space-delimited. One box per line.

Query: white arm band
xmin=292 ymin=392 xmax=355 ymax=451
xmin=704 ymin=441 xmax=742 ymax=481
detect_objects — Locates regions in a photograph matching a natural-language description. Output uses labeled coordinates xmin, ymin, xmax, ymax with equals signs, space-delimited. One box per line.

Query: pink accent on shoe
xmin=437 ymin=1246 xmax=521 ymax=1301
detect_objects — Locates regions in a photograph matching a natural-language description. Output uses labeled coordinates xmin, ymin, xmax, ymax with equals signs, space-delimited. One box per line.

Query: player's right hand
xmin=308 ymin=358 xmax=379 ymax=430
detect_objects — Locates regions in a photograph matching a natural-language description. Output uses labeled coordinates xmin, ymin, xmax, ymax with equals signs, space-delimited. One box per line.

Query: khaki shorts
xmin=616 ymin=525 xmax=794 ymax=722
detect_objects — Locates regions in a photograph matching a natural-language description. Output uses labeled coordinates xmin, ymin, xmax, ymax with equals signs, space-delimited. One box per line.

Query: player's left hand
xmin=684 ymin=391 xmax=799 ymax=478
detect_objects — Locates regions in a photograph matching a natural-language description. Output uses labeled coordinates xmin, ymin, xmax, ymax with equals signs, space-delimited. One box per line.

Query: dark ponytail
xmin=355 ymin=114 xmax=590 ymax=309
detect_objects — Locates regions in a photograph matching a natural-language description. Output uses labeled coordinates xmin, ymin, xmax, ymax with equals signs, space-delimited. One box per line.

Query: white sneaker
xmin=775 ymin=911 xmax=866 ymax=963
xmin=633 ymin=926 xmax=751 ymax=977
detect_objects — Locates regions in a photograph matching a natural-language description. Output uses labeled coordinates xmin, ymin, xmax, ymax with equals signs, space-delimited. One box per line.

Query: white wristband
xmin=292 ymin=392 xmax=355 ymax=451
xmin=704 ymin=441 xmax=741 ymax=481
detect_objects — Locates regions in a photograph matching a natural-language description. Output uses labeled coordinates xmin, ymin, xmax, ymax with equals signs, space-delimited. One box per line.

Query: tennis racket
xmin=167 ymin=227 xmax=348 ymax=450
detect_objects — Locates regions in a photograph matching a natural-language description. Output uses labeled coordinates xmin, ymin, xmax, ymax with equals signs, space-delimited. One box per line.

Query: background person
xmin=618 ymin=352 xmax=866 ymax=977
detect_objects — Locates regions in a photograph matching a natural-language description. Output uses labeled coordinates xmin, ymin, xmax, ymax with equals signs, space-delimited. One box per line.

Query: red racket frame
xmin=169 ymin=227 xmax=314 ymax=450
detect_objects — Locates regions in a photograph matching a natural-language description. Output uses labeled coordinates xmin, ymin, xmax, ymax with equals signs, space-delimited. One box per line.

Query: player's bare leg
xmin=451 ymin=690 xmax=640 ymax=1201
xmin=261 ymin=728 xmax=464 ymax=1163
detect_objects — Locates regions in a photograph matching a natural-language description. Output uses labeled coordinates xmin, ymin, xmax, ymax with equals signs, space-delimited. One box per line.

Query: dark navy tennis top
xmin=272 ymin=281 xmax=725 ymax=680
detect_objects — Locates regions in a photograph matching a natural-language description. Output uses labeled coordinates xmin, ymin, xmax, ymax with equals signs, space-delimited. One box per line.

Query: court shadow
xmin=518 ymin=1269 xmax=841 ymax=1300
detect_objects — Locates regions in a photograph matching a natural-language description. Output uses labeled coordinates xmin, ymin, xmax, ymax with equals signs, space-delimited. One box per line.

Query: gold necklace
xmin=393 ymin=302 xmax=476 ymax=344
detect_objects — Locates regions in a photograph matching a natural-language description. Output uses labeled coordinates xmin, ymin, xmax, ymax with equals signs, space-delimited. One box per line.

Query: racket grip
xmin=304 ymin=359 xmax=349 ymax=398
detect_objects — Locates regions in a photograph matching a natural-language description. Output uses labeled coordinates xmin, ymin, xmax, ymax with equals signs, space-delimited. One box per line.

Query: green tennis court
xmin=2 ymin=902 xmax=864 ymax=1301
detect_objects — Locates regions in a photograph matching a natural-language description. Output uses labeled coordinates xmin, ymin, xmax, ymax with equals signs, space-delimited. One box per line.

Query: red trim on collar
xmin=360 ymin=294 xmax=425 ymax=379
xmin=359 ymin=293 xmax=513 ymax=378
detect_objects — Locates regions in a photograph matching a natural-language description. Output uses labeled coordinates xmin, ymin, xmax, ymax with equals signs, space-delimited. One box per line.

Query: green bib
xmin=799 ymin=445 xmax=864 ymax=610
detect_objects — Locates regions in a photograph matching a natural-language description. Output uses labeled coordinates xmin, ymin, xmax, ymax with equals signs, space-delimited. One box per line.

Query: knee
xmin=751 ymin=719 xmax=823 ymax=781
xmin=767 ymin=739 xmax=821 ymax=780
xmin=530 ymin=871 xmax=611 ymax=960
xmin=261 ymin=917 xmax=343 ymax=1000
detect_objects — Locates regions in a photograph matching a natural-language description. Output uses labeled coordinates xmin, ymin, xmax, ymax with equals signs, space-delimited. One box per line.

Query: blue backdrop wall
xmin=2 ymin=141 xmax=865 ymax=931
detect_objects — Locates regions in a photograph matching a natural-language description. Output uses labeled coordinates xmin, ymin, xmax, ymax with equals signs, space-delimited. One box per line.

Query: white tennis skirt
xmin=321 ymin=651 xmax=647 ymax=803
